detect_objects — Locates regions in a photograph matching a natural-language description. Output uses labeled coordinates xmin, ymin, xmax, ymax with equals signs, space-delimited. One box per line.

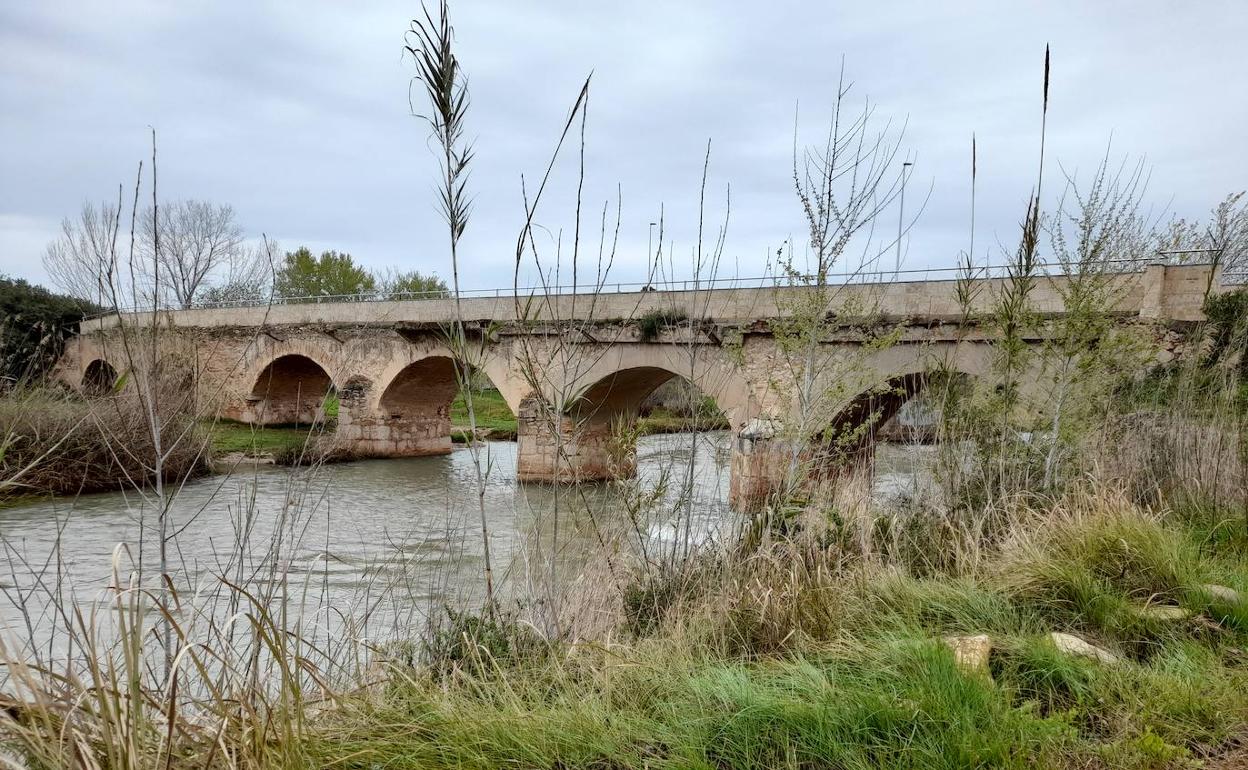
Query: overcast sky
xmin=2 ymin=1 xmax=1246 ymax=293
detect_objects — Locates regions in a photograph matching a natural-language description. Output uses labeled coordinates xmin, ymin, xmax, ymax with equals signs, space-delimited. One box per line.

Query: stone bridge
xmin=56 ymin=263 xmax=1219 ymax=509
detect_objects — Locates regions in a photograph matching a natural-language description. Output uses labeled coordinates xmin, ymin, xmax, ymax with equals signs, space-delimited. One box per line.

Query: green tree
xmin=273 ymin=247 xmax=376 ymax=300
xmin=380 ymin=269 xmax=448 ymax=299
xmin=0 ymin=275 xmax=97 ymax=386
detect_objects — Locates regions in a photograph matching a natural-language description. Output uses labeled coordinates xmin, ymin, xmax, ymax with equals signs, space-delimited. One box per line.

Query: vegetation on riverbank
xmin=207 ymin=419 xmax=323 ymax=462
xmin=451 ymin=387 xmax=517 ymax=440
xmin=0 ymin=388 xmax=208 ymax=500
xmin=306 ymin=496 xmax=1248 ymax=770
xmin=449 ymin=387 xmax=728 ymax=442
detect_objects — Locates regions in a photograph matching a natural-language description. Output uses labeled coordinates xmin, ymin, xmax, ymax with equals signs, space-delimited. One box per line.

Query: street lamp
xmin=896 ymin=161 xmax=914 ymax=274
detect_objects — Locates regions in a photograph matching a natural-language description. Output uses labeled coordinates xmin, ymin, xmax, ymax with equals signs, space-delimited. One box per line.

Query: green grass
xmin=636 ymin=406 xmax=730 ymax=435
xmin=208 ymin=420 xmax=322 ymax=458
xmin=451 ymin=387 xmax=516 ymax=438
xmin=320 ymin=637 xmax=1075 ymax=769
xmin=296 ymin=501 xmax=1248 ymax=769
xmin=449 ymin=389 xmax=725 ymax=442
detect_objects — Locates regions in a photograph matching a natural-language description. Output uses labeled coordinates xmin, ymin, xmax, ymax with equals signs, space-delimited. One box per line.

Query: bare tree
xmin=1208 ymin=192 xmax=1248 ymax=280
xmin=198 ymin=241 xmax=274 ymax=305
xmin=140 ymin=199 xmax=244 ymax=308
xmin=41 ymin=201 xmax=122 ymax=308
xmin=1153 ymin=192 xmax=1248 ymax=283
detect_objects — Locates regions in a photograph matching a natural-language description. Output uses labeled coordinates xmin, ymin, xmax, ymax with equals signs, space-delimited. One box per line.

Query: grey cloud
xmin=2 ymin=1 xmax=1245 ymax=293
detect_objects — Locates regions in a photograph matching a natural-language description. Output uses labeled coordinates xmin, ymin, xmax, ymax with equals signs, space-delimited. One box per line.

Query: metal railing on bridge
xmin=83 ymin=257 xmax=1227 ymax=320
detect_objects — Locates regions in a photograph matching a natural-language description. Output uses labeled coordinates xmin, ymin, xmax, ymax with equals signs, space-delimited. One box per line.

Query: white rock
xmin=1049 ymin=632 xmax=1119 ymax=666
xmin=739 ymin=418 xmax=781 ymax=441
xmin=1134 ymin=604 xmax=1191 ymax=621
xmin=1200 ymin=584 xmax=1242 ymax=604
xmin=942 ymin=634 xmax=992 ymax=674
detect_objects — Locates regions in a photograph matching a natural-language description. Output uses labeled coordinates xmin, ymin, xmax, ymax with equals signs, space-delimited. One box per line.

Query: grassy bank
xmin=450 ymin=388 xmax=728 ymax=443
xmin=10 ymin=487 xmax=1241 ymax=768
xmin=208 ymin=419 xmax=324 ymax=461
xmin=281 ymin=495 xmax=1248 ymax=768
xmin=451 ymin=387 xmax=518 ymax=440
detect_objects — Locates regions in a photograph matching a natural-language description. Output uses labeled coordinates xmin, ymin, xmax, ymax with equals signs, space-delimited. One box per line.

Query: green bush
xmin=636 ymin=309 xmax=688 ymax=342
xmin=422 ymin=608 xmax=550 ymax=679
xmin=1204 ymin=287 xmax=1248 ymax=379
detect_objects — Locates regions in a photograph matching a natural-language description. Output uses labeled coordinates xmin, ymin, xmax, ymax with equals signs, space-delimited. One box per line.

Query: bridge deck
xmin=80 ymin=263 xmax=1219 ymax=331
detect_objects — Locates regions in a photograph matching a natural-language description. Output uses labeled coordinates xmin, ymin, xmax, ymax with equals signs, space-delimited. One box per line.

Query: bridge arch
xmin=368 ymin=347 xmax=523 ymax=416
xmin=560 ymin=345 xmax=754 ymax=429
xmin=516 ymin=356 xmax=748 ymax=483
xmin=375 ymin=355 xmax=460 ymax=454
xmin=729 ymin=345 xmax=990 ymax=510
xmin=815 ymin=343 xmax=991 ymax=451
xmin=245 ymin=353 xmax=337 ymax=426
xmin=339 ymin=349 xmax=523 ymax=457
xmin=82 ymin=359 xmax=119 ymax=396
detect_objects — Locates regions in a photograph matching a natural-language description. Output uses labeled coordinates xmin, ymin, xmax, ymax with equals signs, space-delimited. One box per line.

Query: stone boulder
xmin=942 ymin=634 xmax=993 ymax=674
xmin=1049 ymin=632 xmax=1119 ymax=666
xmin=1199 ymin=583 xmax=1242 ymax=605
xmin=1133 ymin=604 xmax=1192 ymax=621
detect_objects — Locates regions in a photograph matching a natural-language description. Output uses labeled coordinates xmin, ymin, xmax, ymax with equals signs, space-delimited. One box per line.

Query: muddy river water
xmin=0 ymin=433 xmax=934 ymax=655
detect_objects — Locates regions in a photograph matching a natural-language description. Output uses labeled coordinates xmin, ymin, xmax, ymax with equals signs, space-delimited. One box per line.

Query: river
xmin=0 ymin=432 xmax=934 ymax=658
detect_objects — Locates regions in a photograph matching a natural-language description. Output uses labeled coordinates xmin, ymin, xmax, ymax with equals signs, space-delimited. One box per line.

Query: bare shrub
xmin=0 ymin=385 xmax=208 ymax=499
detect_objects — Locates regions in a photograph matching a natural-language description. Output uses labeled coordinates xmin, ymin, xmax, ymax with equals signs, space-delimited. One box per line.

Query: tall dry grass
xmin=0 ymin=385 xmax=208 ymax=501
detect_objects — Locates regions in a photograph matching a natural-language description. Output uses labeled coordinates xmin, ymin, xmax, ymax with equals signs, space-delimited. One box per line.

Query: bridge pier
xmin=337 ymin=410 xmax=452 ymax=457
xmin=336 ymin=377 xmax=453 ymax=457
xmin=515 ymin=398 xmax=635 ymax=482
xmin=728 ymin=425 xmax=789 ymax=511
xmin=728 ymin=419 xmax=877 ymax=512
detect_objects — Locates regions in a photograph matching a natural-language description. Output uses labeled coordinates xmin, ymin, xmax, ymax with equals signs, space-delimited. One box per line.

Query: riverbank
xmin=9 ymin=478 xmax=1247 ymax=768
xmin=0 ymin=389 xmax=209 ymax=501
xmin=448 ymin=387 xmax=730 ymax=442
xmin=301 ymin=494 xmax=1248 ymax=769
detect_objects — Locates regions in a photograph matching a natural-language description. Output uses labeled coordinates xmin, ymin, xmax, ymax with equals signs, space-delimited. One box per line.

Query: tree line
xmin=41 ymin=199 xmax=448 ymax=310
xmin=0 ymin=275 xmax=98 ymax=385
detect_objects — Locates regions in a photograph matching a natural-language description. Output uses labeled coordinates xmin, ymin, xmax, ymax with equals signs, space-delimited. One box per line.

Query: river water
xmin=0 ymin=433 xmax=934 ymax=657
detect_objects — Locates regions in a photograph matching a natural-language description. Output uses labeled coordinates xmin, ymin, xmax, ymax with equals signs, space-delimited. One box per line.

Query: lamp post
xmin=896 ymin=161 xmax=914 ymax=274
